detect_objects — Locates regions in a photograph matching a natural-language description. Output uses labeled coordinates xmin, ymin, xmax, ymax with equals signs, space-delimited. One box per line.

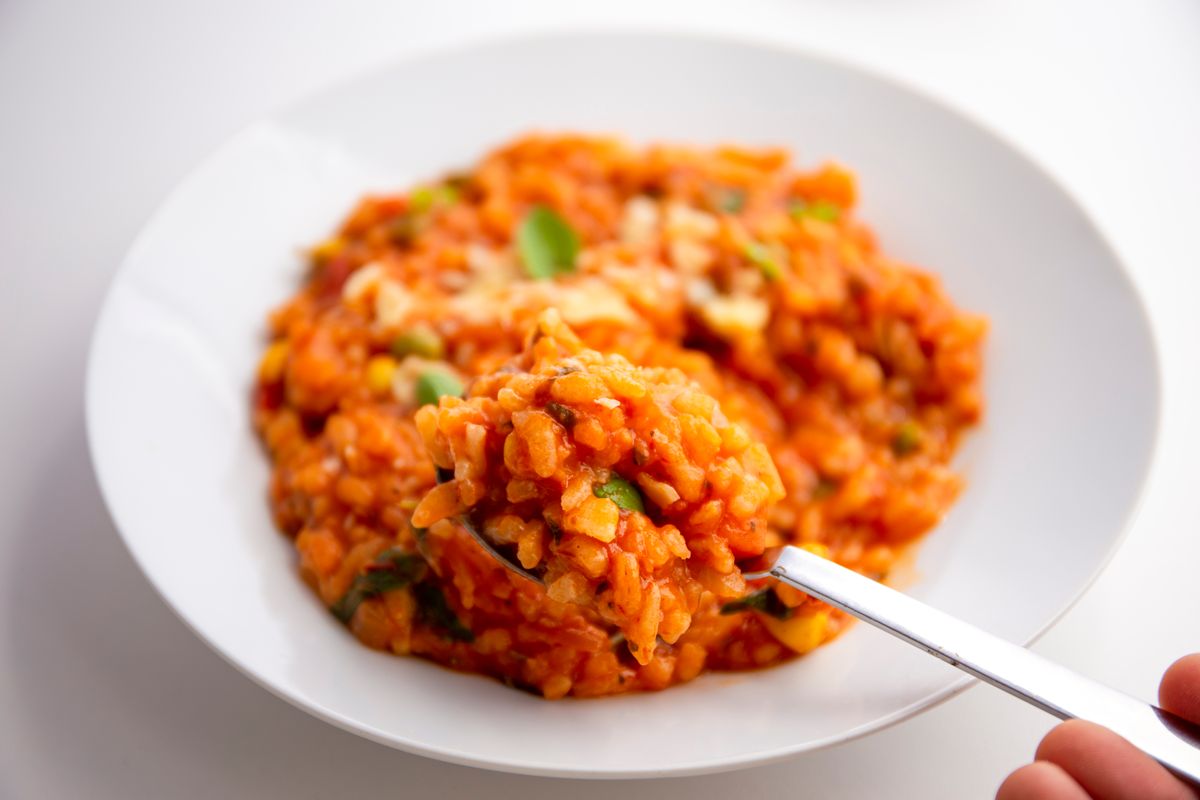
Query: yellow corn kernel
xmin=542 ymin=674 xmax=573 ymax=700
xmin=258 ymin=340 xmax=290 ymax=383
xmin=311 ymin=236 xmax=345 ymax=263
xmin=761 ymin=610 xmax=831 ymax=654
xmin=366 ymin=354 xmax=397 ymax=395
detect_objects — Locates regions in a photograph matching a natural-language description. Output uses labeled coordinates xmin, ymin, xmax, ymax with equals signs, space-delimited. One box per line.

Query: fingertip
xmin=1160 ymin=653 xmax=1200 ymax=723
xmin=997 ymin=761 xmax=1089 ymax=800
xmin=1035 ymin=719 xmax=1098 ymax=764
xmin=1035 ymin=719 xmax=1193 ymax=800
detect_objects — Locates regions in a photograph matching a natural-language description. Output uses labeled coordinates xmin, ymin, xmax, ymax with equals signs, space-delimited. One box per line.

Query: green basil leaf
xmin=593 ymin=476 xmax=645 ymax=513
xmin=545 ymin=401 xmax=576 ymax=429
xmin=332 ymin=549 xmax=427 ymax=624
xmin=517 ymin=206 xmax=580 ymax=280
xmin=363 ymin=549 xmax=427 ymax=586
xmin=414 ymin=582 xmax=475 ymax=642
xmin=719 ymin=588 xmax=793 ymax=620
xmin=744 ymin=241 xmax=783 ymax=281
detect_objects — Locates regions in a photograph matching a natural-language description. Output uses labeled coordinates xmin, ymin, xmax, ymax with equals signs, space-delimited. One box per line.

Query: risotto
xmin=254 ymin=134 xmax=985 ymax=698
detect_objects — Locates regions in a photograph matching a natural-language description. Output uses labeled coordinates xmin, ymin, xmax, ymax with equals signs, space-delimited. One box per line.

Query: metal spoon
xmin=746 ymin=546 xmax=1200 ymax=786
xmin=437 ymin=468 xmax=545 ymax=585
xmin=449 ymin=482 xmax=1200 ymax=783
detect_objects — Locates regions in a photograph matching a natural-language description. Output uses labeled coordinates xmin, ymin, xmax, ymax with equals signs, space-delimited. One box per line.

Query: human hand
xmin=997 ymin=654 xmax=1200 ymax=799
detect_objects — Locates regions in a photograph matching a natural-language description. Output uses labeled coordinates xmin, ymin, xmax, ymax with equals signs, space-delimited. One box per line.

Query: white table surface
xmin=2 ymin=1 xmax=1197 ymax=796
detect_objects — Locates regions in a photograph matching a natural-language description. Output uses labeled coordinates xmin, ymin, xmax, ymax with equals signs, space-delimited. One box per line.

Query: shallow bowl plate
xmin=86 ymin=31 xmax=1159 ymax=778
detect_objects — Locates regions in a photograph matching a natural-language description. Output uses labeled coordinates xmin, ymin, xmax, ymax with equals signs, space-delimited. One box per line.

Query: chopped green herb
xmin=414 ymin=582 xmax=475 ymax=642
xmin=331 ymin=587 xmax=370 ymax=624
xmin=714 ymin=187 xmax=746 ymax=214
xmin=593 ymin=476 xmax=645 ymax=513
xmin=415 ymin=370 xmax=464 ymax=407
xmin=789 ymin=199 xmax=841 ymax=223
xmin=545 ymin=401 xmax=576 ymax=429
xmin=444 ymin=172 xmax=473 ymax=193
xmin=411 ymin=522 xmax=429 ymax=548
xmin=388 ymin=214 xmax=423 ymax=246
xmin=720 ymin=588 xmax=793 ymax=620
xmin=516 ymin=206 xmax=580 ymax=280
xmin=364 ymin=549 xmax=426 ymax=584
xmin=391 ymin=327 xmax=445 ymax=360
xmin=891 ymin=420 xmax=923 ymax=457
xmin=392 ymin=183 xmax=460 ymax=244
xmin=812 ymin=477 xmax=839 ymax=500
xmin=410 ymin=184 xmax=460 ymax=214
xmin=332 ymin=549 xmax=427 ymax=624
xmin=744 ymin=241 xmax=783 ymax=281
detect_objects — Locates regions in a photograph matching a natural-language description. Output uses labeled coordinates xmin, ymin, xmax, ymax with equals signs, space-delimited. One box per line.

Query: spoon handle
xmin=759 ymin=545 xmax=1200 ymax=785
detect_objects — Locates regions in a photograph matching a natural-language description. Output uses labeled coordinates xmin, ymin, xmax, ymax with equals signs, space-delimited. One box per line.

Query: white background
xmin=1 ymin=1 xmax=1197 ymax=797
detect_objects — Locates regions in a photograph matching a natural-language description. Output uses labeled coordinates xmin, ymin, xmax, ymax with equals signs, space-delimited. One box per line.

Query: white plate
xmin=85 ymin=31 xmax=1159 ymax=778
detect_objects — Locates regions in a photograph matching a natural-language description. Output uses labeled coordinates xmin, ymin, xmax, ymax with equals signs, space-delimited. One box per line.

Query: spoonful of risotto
xmin=412 ymin=309 xmax=1200 ymax=782
xmin=411 ymin=309 xmax=784 ymax=665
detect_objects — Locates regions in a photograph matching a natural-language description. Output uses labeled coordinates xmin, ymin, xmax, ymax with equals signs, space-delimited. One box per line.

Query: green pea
xmin=391 ymin=327 xmax=445 ymax=360
xmin=416 ymin=370 xmax=464 ymax=407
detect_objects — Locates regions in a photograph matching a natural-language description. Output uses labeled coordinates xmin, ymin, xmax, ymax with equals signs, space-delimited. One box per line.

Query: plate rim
xmin=84 ymin=26 xmax=1163 ymax=779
